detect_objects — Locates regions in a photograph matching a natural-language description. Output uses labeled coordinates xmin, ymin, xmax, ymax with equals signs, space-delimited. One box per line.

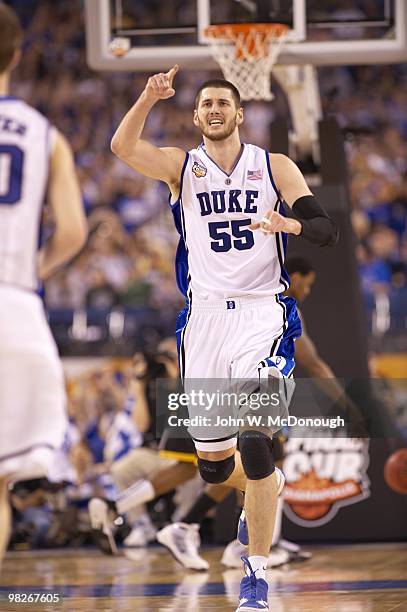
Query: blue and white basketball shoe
xmin=236 ymin=556 xmax=269 ymax=611
xmin=237 ymin=466 xmax=285 ymax=547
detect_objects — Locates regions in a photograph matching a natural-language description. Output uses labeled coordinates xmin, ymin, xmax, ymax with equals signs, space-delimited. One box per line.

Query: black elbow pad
xmin=292 ymin=195 xmax=339 ymax=247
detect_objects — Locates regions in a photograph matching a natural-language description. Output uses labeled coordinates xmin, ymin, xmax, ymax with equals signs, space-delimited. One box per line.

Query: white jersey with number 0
xmin=0 ymin=97 xmax=66 ymax=482
xmin=171 ymin=143 xmax=289 ymax=302
xmin=0 ymin=97 xmax=51 ymax=290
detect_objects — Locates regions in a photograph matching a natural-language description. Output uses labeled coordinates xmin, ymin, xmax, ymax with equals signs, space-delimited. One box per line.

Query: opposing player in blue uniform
xmin=112 ymin=66 xmax=337 ymax=611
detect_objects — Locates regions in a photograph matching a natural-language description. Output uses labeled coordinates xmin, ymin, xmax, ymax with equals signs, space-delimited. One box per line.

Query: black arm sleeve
xmin=292 ymin=195 xmax=339 ymax=247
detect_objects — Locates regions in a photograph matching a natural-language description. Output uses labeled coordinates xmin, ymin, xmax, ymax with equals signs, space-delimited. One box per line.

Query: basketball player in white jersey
xmin=111 ymin=66 xmax=337 ymax=611
xmin=0 ymin=5 xmax=87 ymax=570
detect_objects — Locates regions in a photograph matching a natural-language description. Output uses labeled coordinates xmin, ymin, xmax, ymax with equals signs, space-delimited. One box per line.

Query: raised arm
xmin=110 ymin=65 xmax=185 ymax=194
xmin=250 ymin=153 xmax=338 ymax=247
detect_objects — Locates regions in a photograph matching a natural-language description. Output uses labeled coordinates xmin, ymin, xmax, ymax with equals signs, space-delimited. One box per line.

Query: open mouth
xmin=209 ymin=119 xmax=223 ymax=126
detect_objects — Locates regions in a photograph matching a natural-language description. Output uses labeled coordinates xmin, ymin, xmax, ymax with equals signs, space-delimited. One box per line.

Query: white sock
xmin=116 ymin=479 xmax=155 ymax=515
xmin=247 ymin=555 xmax=268 ymax=581
xmin=271 ymin=495 xmax=283 ymax=547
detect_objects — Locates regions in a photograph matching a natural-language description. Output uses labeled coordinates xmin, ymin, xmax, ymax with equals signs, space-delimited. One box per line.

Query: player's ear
xmin=193 ymin=109 xmax=199 ymax=127
xmin=9 ymin=48 xmax=21 ymax=72
xmin=236 ymin=106 xmax=244 ymax=126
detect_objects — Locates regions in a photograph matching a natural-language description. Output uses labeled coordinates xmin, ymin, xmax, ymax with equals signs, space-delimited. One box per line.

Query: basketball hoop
xmin=204 ymin=23 xmax=289 ymax=101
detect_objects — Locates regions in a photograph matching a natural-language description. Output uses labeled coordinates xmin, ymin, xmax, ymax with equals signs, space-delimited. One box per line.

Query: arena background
xmin=1 ymin=2 xmax=406 ymax=610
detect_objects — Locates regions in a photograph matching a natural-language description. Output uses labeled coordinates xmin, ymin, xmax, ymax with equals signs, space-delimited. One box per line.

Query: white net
xmin=205 ymin=25 xmax=288 ymax=101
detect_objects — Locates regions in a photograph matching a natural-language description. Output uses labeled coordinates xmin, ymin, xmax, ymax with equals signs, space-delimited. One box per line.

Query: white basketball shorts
xmin=0 ymin=286 xmax=67 ymax=481
xmin=176 ymin=293 xmax=302 ymax=452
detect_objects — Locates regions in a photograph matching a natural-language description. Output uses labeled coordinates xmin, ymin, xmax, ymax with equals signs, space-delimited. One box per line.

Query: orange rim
xmin=204 ymin=23 xmax=289 ymax=40
xmin=204 ymin=23 xmax=289 ymax=59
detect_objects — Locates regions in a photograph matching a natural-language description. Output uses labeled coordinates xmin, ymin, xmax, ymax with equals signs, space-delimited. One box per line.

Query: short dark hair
xmin=0 ymin=3 xmax=23 ymax=73
xmin=284 ymin=256 xmax=315 ymax=276
xmin=195 ymin=79 xmax=241 ymax=109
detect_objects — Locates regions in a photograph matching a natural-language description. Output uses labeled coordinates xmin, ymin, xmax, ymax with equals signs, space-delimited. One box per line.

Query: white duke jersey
xmin=0 ymin=97 xmax=52 ymax=291
xmin=171 ymin=143 xmax=289 ymax=301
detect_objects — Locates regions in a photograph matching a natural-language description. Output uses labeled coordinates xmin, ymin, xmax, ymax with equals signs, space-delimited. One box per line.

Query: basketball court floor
xmin=1 ymin=544 xmax=406 ymax=611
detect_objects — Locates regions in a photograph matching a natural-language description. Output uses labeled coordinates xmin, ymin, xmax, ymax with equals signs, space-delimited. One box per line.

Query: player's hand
xmin=249 ymin=210 xmax=301 ymax=235
xmin=144 ymin=65 xmax=179 ymax=101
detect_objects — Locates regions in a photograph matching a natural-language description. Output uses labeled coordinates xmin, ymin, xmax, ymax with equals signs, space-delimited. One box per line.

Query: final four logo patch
xmin=192 ymin=161 xmax=207 ymax=178
xmin=283 ymin=437 xmax=371 ymax=527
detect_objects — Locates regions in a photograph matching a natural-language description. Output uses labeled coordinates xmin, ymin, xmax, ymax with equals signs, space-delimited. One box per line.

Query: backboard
xmin=85 ymin=0 xmax=407 ymax=71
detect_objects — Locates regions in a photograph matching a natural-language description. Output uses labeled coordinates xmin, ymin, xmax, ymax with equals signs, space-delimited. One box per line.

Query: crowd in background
xmin=9 ymin=0 xmax=406 ymax=345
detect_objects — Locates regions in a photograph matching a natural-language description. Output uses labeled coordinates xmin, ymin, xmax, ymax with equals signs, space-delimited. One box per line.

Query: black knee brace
xmin=240 ymin=431 xmax=275 ymax=480
xmin=198 ymin=454 xmax=235 ymax=484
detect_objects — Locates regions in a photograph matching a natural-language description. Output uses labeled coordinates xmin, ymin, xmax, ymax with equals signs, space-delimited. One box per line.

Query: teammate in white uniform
xmin=0 ymin=5 xmax=87 ymax=570
xmin=112 ymin=66 xmax=337 ymax=611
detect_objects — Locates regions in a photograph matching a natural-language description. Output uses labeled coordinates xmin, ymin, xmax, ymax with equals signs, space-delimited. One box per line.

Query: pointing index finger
xmin=166 ymin=64 xmax=179 ymax=84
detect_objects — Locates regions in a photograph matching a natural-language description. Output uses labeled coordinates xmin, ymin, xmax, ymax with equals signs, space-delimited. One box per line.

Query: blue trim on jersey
xmin=277 ymin=294 xmax=302 ymax=361
xmin=277 ymin=201 xmax=290 ymax=288
xmin=264 ymin=150 xmax=280 ymax=199
xmin=0 ymin=96 xmax=19 ymax=102
xmin=199 ymin=142 xmax=245 ymax=177
xmin=265 ymin=150 xmax=290 ymax=290
xmin=177 ymin=193 xmax=193 ymax=379
xmin=168 ymin=152 xmax=192 ymax=377
xmin=174 ymin=229 xmax=189 ymax=298
xmin=169 ymin=152 xmax=189 ymax=208
xmin=261 ymin=295 xmax=302 ymax=376
xmin=178 ymin=288 xmax=192 ymax=381
xmin=175 ymin=306 xmax=189 ymax=357
xmin=170 ymin=153 xmax=190 ymax=298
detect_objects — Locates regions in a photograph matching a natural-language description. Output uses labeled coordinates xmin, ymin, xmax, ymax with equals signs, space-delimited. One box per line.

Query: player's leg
xmin=0 ymin=290 xmax=67 ymax=566
xmin=237 ymin=436 xmax=285 ymax=548
xmin=246 ymin=473 xmax=277 ymax=559
xmin=197 ymin=445 xmax=247 ymax=490
xmin=240 ymin=430 xmax=278 ymax=553
xmin=168 ymin=446 xmax=244 ymax=570
xmin=0 ymin=477 xmax=11 ymax=571
xmin=224 ymin=433 xmax=278 ymax=611
xmin=231 ymin=297 xmax=300 ymax=611
xmin=157 ymin=445 xmax=246 ymax=570
xmin=225 ymin=447 xmax=309 ymax=568
xmin=156 ymin=445 xmax=243 ymax=572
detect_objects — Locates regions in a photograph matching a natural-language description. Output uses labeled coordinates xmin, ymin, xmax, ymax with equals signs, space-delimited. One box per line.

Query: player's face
xmin=194 ymin=87 xmax=243 ymax=141
xmin=290 ymin=271 xmax=316 ymax=302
